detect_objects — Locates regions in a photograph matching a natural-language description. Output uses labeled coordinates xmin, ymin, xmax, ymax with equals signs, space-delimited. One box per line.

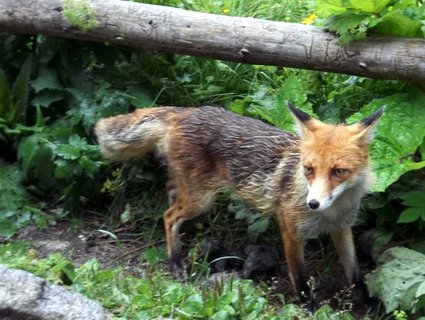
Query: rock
xmin=33 ymin=240 xmax=72 ymax=256
xmin=209 ymin=271 xmax=239 ymax=286
xmin=358 ymin=229 xmax=381 ymax=263
xmin=197 ymin=239 xmax=245 ymax=272
xmin=211 ymin=250 xmax=245 ymax=273
xmin=241 ymin=244 xmax=280 ymax=278
xmin=0 ymin=265 xmax=106 ymax=320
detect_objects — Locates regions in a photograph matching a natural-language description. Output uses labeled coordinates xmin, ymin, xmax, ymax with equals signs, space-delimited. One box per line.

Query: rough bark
xmin=0 ymin=0 xmax=424 ymax=81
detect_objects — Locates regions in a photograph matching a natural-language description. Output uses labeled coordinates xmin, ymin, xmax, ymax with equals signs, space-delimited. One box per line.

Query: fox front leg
xmin=330 ymin=227 xmax=360 ymax=284
xmin=283 ymin=236 xmax=310 ymax=299
xmin=330 ymin=228 xmax=369 ymax=302
xmin=277 ymin=216 xmax=309 ymax=299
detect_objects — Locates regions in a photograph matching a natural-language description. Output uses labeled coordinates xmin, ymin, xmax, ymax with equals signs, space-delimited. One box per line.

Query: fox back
xmin=95 ymin=104 xmax=383 ymax=299
xmin=96 ymin=106 xmax=301 ymax=213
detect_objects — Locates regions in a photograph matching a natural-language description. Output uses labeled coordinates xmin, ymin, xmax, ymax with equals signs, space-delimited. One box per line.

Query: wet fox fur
xmin=95 ymin=104 xmax=383 ymax=298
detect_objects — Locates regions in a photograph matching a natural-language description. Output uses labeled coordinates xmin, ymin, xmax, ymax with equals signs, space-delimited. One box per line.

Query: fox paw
xmin=169 ymin=252 xmax=186 ymax=278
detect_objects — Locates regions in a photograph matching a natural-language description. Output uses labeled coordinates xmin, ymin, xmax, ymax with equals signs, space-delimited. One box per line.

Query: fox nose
xmin=308 ymin=199 xmax=320 ymax=210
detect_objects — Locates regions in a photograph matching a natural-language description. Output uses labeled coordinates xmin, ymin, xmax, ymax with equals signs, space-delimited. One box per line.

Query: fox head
xmin=288 ymin=103 xmax=384 ymax=211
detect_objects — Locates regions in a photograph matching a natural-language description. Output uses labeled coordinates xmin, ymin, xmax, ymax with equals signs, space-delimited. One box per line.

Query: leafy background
xmin=1 ymin=0 xmax=425 ymax=318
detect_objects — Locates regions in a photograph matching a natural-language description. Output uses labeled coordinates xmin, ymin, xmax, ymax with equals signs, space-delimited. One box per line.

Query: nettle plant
xmin=0 ymin=35 xmax=154 ymax=234
xmin=316 ymin=0 xmax=425 ymax=43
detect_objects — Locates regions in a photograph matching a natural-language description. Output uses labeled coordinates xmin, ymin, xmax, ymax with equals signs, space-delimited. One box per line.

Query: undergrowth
xmin=1 ymin=0 xmax=425 ymax=317
xmin=0 ymin=242 xmax=357 ymax=319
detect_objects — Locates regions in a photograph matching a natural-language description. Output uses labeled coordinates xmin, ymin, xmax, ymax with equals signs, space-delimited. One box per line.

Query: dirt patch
xmin=12 ymin=220 xmax=378 ymax=317
xmin=14 ymin=220 xmax=151 ymax=270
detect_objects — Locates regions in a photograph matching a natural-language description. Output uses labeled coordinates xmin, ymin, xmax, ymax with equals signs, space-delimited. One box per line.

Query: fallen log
xmin=0 ymin=0 xmax=424 ymax=81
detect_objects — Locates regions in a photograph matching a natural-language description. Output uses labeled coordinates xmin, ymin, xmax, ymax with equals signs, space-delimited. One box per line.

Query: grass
xmin=139 ymin=0 xmax=315 ymax=22
xmin=0 ymin=241 xmax=361 ymax=319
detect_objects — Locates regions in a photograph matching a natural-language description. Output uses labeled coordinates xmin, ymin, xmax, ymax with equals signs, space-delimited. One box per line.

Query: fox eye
xmin=332 ymin=168 xmax=348 ymax=177
xmin=303 ymin=166 xmax=314 ymax=176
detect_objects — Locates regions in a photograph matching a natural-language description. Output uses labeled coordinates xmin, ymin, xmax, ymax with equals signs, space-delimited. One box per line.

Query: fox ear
xmin=288 ymin=102 xmax=316 ymax=136
xmin=354 ymin=106 xmax=385 ymax=144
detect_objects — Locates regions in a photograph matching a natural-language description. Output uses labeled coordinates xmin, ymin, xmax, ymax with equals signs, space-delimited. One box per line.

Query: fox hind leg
xmin=163 ymin=187 xmax=216 ymax=275
xmin=164 ymin=205 xmax=187 ymax=273
xmin=166 ymin=180 xmax=177 ymax=205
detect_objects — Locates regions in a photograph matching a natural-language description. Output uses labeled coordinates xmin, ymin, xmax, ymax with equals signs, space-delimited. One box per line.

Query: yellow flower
xmin=302 ymin=13 xmax=318 ymax=25
xmin=222 ymin=7 xmax=230 ymax=14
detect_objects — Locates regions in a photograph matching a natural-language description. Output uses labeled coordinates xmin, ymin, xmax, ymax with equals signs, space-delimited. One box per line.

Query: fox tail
xmin=95 ymin=107 xmax=173 ymax=162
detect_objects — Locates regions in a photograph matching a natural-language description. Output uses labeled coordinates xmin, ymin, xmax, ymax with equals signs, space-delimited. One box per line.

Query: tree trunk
xmin=0 ymin=0 xmax=424 ymax=81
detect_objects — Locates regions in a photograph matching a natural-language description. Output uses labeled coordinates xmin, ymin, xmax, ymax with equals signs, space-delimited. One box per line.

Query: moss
xmin=63 ymin=0 xmax=99 ymax=32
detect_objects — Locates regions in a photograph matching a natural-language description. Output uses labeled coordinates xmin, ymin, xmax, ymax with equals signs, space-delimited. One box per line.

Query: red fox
xmin=95 ymin=104 xmax=383 ymax=298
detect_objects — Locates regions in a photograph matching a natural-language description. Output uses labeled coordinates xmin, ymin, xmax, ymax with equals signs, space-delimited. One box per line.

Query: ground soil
xmin=15 ymin=220 xmax=153 ymax=271
xmin=12 ymin=219 xmax=379 ymax=318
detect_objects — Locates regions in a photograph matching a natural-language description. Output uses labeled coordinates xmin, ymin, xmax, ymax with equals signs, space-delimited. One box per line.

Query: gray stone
xmin=0 ymin=265 xmax=106 ymax=320
xmin=208 ymin=271 xmax=239 ymax=286
xmin=33 ymin=240 xmax=72 ymax=254
xmin=241 ymin=244 xmax=280 ymax=278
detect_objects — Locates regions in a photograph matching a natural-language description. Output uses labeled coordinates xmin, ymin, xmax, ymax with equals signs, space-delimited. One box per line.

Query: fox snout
xmin=306 ymin=180 xmax=333 ymax=211
xmin=308 ymin=199 xmax=320 ymax=210
xmin=307 ymin=194 xmax=333 ymax=211
xmin=306 ymin=178 xmax=350 ymax=211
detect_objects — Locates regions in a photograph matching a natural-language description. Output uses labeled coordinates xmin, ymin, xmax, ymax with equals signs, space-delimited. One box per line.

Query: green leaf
xmin=66 ymin=93 xmax=97 ymax=133
xmin=350 ymin=0 xmax=391 ymax=13
xmin=78 ymin=155 xmax=99 ymax=178
xmin=18 ymin=134 xmax=55 ymax=184
xmin=12 ymin=55 xmax=32 ymax=123
xmin=401 ymin=191 xmax=425 ymax=208
xmin=316 ymin=0 xmax=347 ymax=18
xmin=141 ymin=246 xmax=167 ymax=265
xmin=68 ymin=135 xmax=89 ymax=149
xmin=0 ymin=161 xmax=26 ymax=196
xmin=324 ymin=12 xmax=371 ymax=44
xmin=348 ymin=92 xmax=425 ymax=192
xmin=18 ymin=135 xmax=40 ymax=177
xmin=416 ymin=281 xmax=425 ymax=298
xmin=0 ymin=69 xmax=11 ymax=117
xmin=0 ymin=160 xmax=41 ymax=236
xmin=366 ymin=247 xmax=425 ymax=313
xmin=31 ymin=66 xmax=63 ymax=93
xmin=34 ymin=106 xmax=45 ymax=127
xmin=392 ymin=0 xmax=418 ymax=11
xmin=410 ymin=240 xmax=425 ymax=254
xmin=54 ymin=159 xmax=76 ymax=179
xmin=180 ymin=293 xmax=205 ymax=317
xmin=27 ymin=139 xmax=55 ymax=183
xmin=248 ymin=74 xmax=314 ymax=131
xmin=125 ymin=84 xmax=154 ymax=107
xmin=0 ymin=218 xmax=17 ymax=237
xmin=210 ymin=310 xmax=232 ymax=320
xmin=314 ymin=305 xmax=345 ymax=320
xmin=397 ymin=208 xmax=422 ymax=223
xmin=233 ymin=207 xmax=251 ymax=220
xmin=228 ymin=99 xmax=246 ymax=115
xmin=247 ymin=217 xmax=270 ymax=242
xmin=373 ymin=11 xmax=423 ymax=37
xmin=55 ymin=144 xmax=81 ymax=160
xmin=31 ymin=90 xmax=64 ymax=108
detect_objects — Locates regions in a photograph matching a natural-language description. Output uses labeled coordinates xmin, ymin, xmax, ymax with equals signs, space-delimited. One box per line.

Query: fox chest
xmin=297 ymin=204 xmax=359 ymax=239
